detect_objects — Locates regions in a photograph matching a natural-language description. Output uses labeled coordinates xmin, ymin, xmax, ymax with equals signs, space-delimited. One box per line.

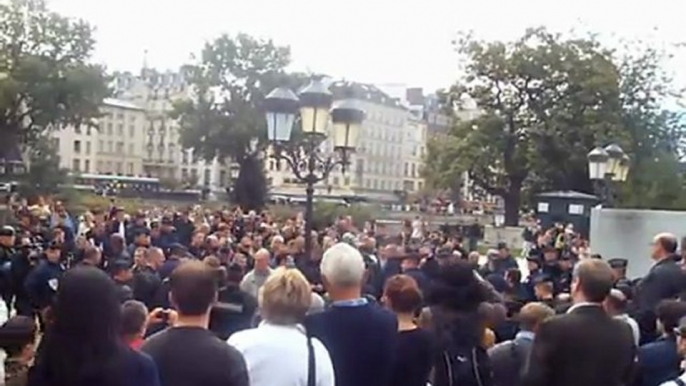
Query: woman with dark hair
xmin=28 ymin=266 xmax=160 ymax=386
xmin=420 ymin=260 xmax=493 ymax=386
xmin=0 ymin=316 xmax=37 ymax=386
xmin=383 ymin=275 xmax=433 ymax=386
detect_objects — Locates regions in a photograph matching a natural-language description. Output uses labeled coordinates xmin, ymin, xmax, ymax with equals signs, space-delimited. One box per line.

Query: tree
xmin=426 ymin=28 xmax=626 ymax=225
xmin=18 ymin=136 xmax=68 ymax=196
xmin=173 ymin=33 xmax=308 ymax=211
xmin=0 ymin=0 xmax=109 ymax=154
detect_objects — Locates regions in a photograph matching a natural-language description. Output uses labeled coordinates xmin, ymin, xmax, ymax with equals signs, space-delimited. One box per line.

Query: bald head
xmin=254 ymin=248 xmax=271 ymax=272
xmin=652 ymin=233 xmax=678 ymax=261
xmin=145 ymin=247 xmax=165 ymax=269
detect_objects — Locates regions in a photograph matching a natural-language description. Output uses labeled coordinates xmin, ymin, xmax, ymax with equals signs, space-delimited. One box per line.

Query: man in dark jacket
xmin=522 ymin=259 xmax=636 ymax=386
xmin=11 ymin=236 xmax=37 ymax=317
xmin=173 ymin=210 xmax=195 ymax=247
xmin=133 ymin=247 xmax=164 ymax=309
xmin=636 ymin=300 xmax=686 ymax=386
xmin=489 ymin=302 xmax=555 ymax=386
xmin=401 ymin=252 xmax=429 ymax=296
xmin=636 ymin=233 xmax=686 ymax=343
xmin=209 ymin=264 xmax=257 ymax=340
xmin=109 ymin=259 xmax=135 ymax=303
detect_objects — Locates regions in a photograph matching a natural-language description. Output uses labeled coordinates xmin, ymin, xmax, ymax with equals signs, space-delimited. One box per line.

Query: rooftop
xmin=103 ymin=98 xmax=144 ymax=111
xmin=329 ymin=80 xmax=406 ymax=110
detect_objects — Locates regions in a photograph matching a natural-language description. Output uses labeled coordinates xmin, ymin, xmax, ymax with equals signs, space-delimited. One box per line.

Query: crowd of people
xmin=0 ymin=197 xmax=684 ymax=386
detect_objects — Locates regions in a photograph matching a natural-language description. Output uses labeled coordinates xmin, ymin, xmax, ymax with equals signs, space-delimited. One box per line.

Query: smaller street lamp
xmin=587 ymin=144 xmax=629 ymax=206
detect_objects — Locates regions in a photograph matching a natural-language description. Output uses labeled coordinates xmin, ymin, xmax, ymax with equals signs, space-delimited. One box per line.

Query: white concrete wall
xmin=590 ymin=208 xmax=686 ymax=278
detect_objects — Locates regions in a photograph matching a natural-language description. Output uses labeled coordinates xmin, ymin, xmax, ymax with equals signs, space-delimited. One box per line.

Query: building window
xmin=380 ymin=180 xmax=386 ymax=190
xmin=219 ymin=170 xmax=227 ymax=186
xmin=107 ymin=141 xmax=113 ymax=153
xmin=87 ymin=127 xmax=92 ymax=136
xmin=404 ymin=162 xmax=409 ymax=177
xmin=74 ymin=125 xmax=82 ymax=134
xmin=96 ymin=160 xmax=103 ymax=172
xmin=181 ymin=168 xmax=188 ymax=180
xmin=181 ymin=151 xmax=188 ymax=165
xmin=190 ymin=168 xmax=198 ymax=183
xmin=84 ymin=159 xmax=90 ymax=173
xmin=105 ymin=161 xmax=112 ymax=173
xmin=373 ymin=179 xmax=378 ymax=189
xmin=117 ymin=112 xmax=124 ymax=120
xmin=107 ymin=123 xmax=113 ymax=135
xmin=344 ymin=177 xmax=350 ymax=186
xmin=73 ymin=140 xmax=81 ymax=154
xmin=116 ymin=142 xmax=124 ymax=153
xmin=85 ymin=141 xmax=91 ymax=155
xmin=128 ymin=162 xmax=134 ymax=175
xmin=418 ymin=181 xmax=423 ymax=191
xmin=72 ymin=158 xmax=80 ymax=171
xmin=411 ymin=163 xmax=416 ymax=178
xmin=204 ymin=169 xmax=211 ymax=186
xmin=52 ymin=138 xmax=60 ymax=150
xmin=129 ymin=125 xmax=135 ymax=137
xmin=98 ymin=140 xmax=103 ymax=152
xmin=117 ymin=124 xmax=124 ymax=136
xmin=115 ymin=162 xmax=123 ymax=174
xmin=333 ymin=177 xmax=339 ymax=186
xmin=128 ymin=143 xmax=134 ymax=155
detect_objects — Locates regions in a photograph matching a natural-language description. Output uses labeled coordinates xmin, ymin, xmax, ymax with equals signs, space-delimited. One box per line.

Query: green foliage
xmin=426 ymin=27 xmax=686 ymax=223
xmin=173 ymin=33 xmax=309 ymax=210
xmin=0 ymin=0 xmax=109 ymax=152
xmin=17 ymin=136 xmax=68 ymax=196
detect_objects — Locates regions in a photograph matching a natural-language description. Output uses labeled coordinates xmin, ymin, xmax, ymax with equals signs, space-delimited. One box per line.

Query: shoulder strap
xmin=307 ymin=330 xmax=316 ymax=386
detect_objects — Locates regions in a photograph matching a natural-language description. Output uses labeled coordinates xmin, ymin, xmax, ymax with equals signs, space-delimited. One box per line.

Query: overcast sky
xmin=50 ymin=0 xmax=686 ymax=94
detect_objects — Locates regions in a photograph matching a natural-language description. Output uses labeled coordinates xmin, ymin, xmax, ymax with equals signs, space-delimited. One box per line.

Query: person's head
xmin=0 ymin=316 xmax=37 ymax=362
xmin=518 ymin=302 xmax=555 ymax=333
xmin=133 ymin=246 xmax=147 ymax=268
xmin=656 ymin=300 xmax=686 ymax=336
xmin=534 ymin=276 xmax=555 ymax=300
xmin=505 ymin=268 xmax=522 ymax=287
xmin=526 ymin=256 xmax=541 ymax=272
xmin=0 ymin=226 xmax=15 ymax=247
xmin=675 ymin=317 xmax=686 ymax=357
xmin=603 ymin=288 xmax=629 ymax=316
xmin=46 ymin=241 xmax=62 ymax=263
xmin=497 ymin=242 xmax=510 ymax=259
xmin=571 ymin=259 xmax=614 ymax=304
xmin=82 ymin=246 xmax=102 ymax=267
xmin=467 ymin=251 xmax=480 ymax=266
xmin=191 ymin=230 xmax=205 ymax=247
xmin=42 ymin=267 xmax=123 ymax=384
xmin=170 ymin=261 xmax=218 ymax=318
xmin=109 ymin=233 xmax=125 ymax=253
xmin=383 ymin=274 xmax=422 ymax=315
xmin=652 ymin=233 xmax=678 ymax=261
xmin=543 ymin=246 xmax=558 ymax=263
xmin=270 ymin=235 xmax=285 ymax=252
xmin=109 ymin=259 xmax=134 ymax=283
xmin=608 ymin=258 xmax=628 ymax=281
xmin=114 ymin=208 xmax=125 ymax=222
xmin=401 ymin=254 xmax=420 ymax=272
xmin=254 ymin=248 xmax=271 ymax=272
xmin=134 ymin=228 xmax=151 ymax=247
xmin=320 ymin=243 xmax=365 ymax=295
xmin=120 ymin=300 xmax=148 ymax=342
xmin=145 ymin=247 xmax=165 ymax=270
xmin=426 ymin=260 xmax=487 ymax=312
xmin=259 ymin=267 xmax=311 ymax=325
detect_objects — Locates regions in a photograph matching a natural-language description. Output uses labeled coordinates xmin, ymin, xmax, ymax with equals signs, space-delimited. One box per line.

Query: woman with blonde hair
xmin=228 ymin=267 xmax=334 ymax=386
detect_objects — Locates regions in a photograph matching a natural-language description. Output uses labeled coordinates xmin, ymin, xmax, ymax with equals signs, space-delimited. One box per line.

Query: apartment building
xmin=113 ymin=69 xmax=234 ymax=191
xmin=52 ymin=98 xmax=146 ymax=176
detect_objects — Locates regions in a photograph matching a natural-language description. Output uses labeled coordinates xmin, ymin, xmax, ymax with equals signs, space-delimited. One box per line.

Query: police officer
xmin=0 ymin=226 xmax=16 ymax=309
xmin=608 ymin=258 xmax=631 ymax=288
xmin=11 ymin=235 xmax=38 ymax=317
xmin=524 ymin=253 xmax=544 ymax=301
xmin=109 ymin=259 xmax=135 ymax=303
xmin=556 ymin=254 xmax=574 ymax=294
xmin=25 ymin=240 xmax=65 ymax=315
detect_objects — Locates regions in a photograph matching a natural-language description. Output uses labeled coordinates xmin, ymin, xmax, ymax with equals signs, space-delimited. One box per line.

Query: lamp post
xmin=587 ymin=144 xmax=630 ymax=206
xmin=264 ymin=80 xmax=364 ymax=258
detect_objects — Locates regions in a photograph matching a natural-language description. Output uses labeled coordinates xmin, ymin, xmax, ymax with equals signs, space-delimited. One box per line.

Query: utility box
xmin=535 ymin=191 xmax=599 ymax=238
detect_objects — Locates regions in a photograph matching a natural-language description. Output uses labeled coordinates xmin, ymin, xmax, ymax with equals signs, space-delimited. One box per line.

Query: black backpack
xmin=432 ymin=308 xmax=493 ymax=386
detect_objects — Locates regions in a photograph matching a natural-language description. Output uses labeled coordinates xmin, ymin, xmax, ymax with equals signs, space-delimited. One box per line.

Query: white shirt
xmin=660 ymin=371 xmax=686 ymax=386
xmin=228 ymin=322 xmax=335 ymax=386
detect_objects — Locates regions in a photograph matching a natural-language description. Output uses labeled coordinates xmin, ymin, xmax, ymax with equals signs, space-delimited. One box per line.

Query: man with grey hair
xmin=240 ymin=248 xmax=273 ymax=299
xmin=307 ymin=243 xmax=397 ymax=386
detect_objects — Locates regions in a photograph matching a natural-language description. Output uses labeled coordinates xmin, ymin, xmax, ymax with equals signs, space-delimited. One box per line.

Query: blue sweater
xmin=307 ymin=302 xmax=398 ymax=386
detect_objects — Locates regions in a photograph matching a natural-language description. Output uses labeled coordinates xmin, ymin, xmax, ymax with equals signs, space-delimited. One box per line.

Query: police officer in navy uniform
xmin=25 ymin=240 xmax=65 ymax=315
xmin=0 ymin=226 xmax=16 ymax=310
xmin=608 ymin=258 xmax=632 ymax=288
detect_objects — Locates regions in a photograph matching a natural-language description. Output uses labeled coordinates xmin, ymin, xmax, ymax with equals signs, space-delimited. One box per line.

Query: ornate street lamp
xmin=264 ymin=80 xmax=364 ymax=258
xmin=587 ymin=144 xmax=629 ymax=206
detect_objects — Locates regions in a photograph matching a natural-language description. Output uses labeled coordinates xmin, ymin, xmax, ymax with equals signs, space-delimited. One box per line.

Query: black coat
xmin=522 ymin=304 xmax=635 ymax=386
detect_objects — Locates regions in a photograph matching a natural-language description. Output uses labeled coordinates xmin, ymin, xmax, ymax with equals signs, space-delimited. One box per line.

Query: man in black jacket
xmin=522 ymin=259 xmax=636 ymax=386
xmin=635 ymin=233 xmax=686 ymax=343
xmin=133 ymin=247 xmax=164 ymax=309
